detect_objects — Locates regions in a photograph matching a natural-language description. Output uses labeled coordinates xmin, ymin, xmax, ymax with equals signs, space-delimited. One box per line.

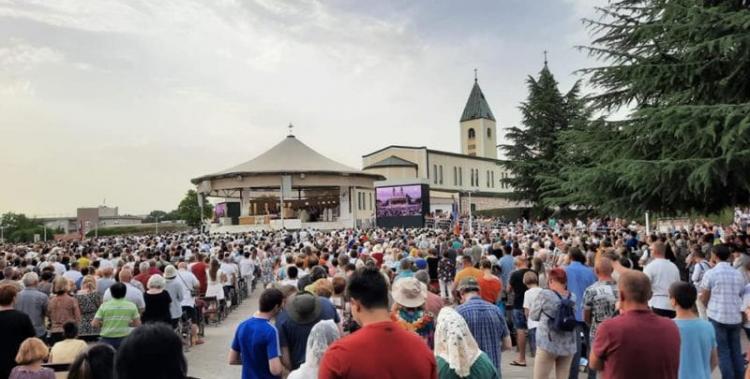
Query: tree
xmin=143 ymin=210 xmax=170 ymax=223
xmin=176 ymin=190 xmax=212 ymax=227
xmin=549 ymin=0 xmax=750 ymax=216
xmin=0 ymin=212 xmax=53 ymax=242
xmin=500 ymin=61 xmax=585 ymax=208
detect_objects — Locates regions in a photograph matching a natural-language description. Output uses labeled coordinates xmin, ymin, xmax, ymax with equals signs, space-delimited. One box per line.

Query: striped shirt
xmin=700 ymin=262 xmax=744 ymax=325
xmin=457 ymin=296 xmax=509 ymax=373
xmin=94 ymin=298 xmax=140 ymax=338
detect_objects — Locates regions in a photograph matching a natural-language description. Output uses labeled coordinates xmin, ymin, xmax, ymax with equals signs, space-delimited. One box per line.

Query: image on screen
xmin=376 ymin=185 xmax=423 ymax=218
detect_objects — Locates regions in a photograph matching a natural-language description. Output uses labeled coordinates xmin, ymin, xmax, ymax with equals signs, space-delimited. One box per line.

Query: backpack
xmin=547 ymin=290 xmax=577 ymax=332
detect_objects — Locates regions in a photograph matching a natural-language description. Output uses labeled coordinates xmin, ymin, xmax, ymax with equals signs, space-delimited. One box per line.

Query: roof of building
xmin=363 ymin=155 xmax=418 ymax=170
xmin=460 ymin=80 xmax=495 ymax=122
xmin=362 ymin=145 xmax=504 ymax=164
xmin=192 ymin=134 xmax=383 ymax=183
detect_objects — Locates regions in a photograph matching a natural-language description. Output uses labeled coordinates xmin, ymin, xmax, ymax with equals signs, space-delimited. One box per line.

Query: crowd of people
xmin=0 ymin=231 xmax=256 ymax=379
xmin=2 ymin=216 xmax=750 ymax=379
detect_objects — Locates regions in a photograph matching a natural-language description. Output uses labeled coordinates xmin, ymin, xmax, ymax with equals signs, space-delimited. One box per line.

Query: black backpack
xmin=547 ymin=290 xmax=577 ymax=332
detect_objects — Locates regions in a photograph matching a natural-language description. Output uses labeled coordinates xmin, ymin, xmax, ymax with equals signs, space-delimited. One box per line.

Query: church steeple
xmin=460 ymin=75 xmax=495 ymax=122
xmin=460 ymin=71 xmax=497 ymax=159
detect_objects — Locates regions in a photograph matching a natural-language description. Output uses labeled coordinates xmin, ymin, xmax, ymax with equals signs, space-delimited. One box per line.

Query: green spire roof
xmin=460 ymin=80 xmax=495 ymax=122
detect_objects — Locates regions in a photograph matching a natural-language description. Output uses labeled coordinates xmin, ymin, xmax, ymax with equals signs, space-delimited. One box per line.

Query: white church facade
xmin=362 ymin=77 xmax=519 ymax=215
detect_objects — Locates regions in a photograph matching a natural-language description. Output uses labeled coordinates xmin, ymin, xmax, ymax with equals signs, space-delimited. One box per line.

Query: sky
xmin=0 ymin=0 xmax=606 ymax=217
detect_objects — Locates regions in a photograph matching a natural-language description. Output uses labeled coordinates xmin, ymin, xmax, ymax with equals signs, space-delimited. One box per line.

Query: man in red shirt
xmin=318 ymin=267 xmax=437 ymax=379
xmin=190 ymin=254 xmax=208 ymax=296
xmin=589 ymin=270 xmax=680 ymax=379
xmin=133 ymin=261 xmax=153 ymax=290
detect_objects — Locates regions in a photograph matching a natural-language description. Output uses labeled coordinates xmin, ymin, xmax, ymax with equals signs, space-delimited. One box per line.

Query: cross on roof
xmin=288 ymin=123 xmax=294 ymax=136
xmin=474 ymin=68 xmax=478 ymax=82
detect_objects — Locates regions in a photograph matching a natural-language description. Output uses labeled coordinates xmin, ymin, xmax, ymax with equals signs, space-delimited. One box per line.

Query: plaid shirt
xmin=700 ymin=262 xmax=745 ymax=324
xmin=457 ymin=296 xmax=509 ymax=373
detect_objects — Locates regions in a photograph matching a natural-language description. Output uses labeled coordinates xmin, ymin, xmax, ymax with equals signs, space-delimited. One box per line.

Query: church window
xmin=439 ymin=165 xmax=444 ymax=185
xmin=468 ymin=128 xmax=476 ymax=139
xmin=487 ymin=128 xmax=492 ymax=138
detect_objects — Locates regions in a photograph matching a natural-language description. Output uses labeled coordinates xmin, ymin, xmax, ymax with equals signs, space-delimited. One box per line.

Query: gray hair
xmin=22 ymin=272 xmax=39 ymax=287
xmin=414 ymin=270 xmax=429 ymax=285
xmin=147 ymin=274 xmax=166 ymax=289
xmin=139 ymin=261 xmax=150 ymax=272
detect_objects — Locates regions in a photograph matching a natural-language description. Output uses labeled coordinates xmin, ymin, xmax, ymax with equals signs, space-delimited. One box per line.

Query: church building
xmin=361 ymin=77 xmax=517 ymax=215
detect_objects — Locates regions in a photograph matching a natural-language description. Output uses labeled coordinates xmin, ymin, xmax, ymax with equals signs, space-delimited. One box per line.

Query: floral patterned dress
xmin=76 ymin=292 xmax=102 ymax=335
xmin=392 ymin=308 xmax=435 ymax=349
xmin=261 ymin=257 xmax=274 ymax=286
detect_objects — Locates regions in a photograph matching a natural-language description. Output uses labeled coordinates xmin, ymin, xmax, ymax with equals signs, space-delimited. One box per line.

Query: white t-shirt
xmin=63 ymin=270 xmax=82 ymax=284
xmin=644 ymin=258 xmax=681 ymax=310
xmin=239 ymin=257 xmax=255 ymax=278
xmin=52 ymin=262 xmax=66 ymax=277
xmin=220 ymin=262 xmax=238 ymax=284
xmin=523 ymin=287 xmax=544 ymax=329
xmin=176 ymin=270 xmax=199 ymax=307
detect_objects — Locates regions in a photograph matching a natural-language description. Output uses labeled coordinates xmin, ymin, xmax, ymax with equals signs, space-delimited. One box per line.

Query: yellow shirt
xmin=78 ymin=257 xmax=91 ymax=269
xmin=50 ymin=339 xmax=88 ymax=364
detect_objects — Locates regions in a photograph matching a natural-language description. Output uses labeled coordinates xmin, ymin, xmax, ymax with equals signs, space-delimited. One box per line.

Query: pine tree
xmin=500 ymin=61 xmax=584 ymax=208
xmin=548 ymin=0 xmax=750 ymax=216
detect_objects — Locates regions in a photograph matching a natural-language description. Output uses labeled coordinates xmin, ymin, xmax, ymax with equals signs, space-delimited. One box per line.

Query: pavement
xmin=183 ymin=291 xmax=726 ymax=379
xmin=185 ymin=291 xmax=258 ymax=379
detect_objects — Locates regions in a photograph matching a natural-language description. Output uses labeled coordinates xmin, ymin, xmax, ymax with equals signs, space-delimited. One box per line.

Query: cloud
xmin=0 ymin=0 xmax=597 ymax=215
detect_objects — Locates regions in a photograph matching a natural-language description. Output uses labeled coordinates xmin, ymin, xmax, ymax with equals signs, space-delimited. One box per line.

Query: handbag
xmin=177 ymin=272 xmax=198 ymax=297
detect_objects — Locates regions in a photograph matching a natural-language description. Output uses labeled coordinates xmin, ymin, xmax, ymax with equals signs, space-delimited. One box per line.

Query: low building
xmin=362 ymin=77 xmax=519 ymax=215
xmin=41 ymin=206 xmax=143 ymax=235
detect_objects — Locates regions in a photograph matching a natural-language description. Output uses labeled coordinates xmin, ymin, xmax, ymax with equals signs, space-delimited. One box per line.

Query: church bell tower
xmin=460 ymin=71 xmax=497 ymax=159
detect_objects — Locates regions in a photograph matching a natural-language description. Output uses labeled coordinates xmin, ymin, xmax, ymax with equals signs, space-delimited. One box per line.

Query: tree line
xmin=1 ymin=189 xmax=212 ymax=242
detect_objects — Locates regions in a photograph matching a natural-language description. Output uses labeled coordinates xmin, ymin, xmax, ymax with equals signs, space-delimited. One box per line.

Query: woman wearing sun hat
xmin=391 ymin=277 xmax=435 ymax=349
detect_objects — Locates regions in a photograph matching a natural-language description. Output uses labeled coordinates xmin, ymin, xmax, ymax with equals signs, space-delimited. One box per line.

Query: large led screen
xmin=376 ymin=185 xmax=423 ymax=218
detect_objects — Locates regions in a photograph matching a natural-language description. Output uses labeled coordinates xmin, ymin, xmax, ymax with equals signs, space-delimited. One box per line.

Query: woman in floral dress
xmin=75 ymin=275 xmax=102 ymax=336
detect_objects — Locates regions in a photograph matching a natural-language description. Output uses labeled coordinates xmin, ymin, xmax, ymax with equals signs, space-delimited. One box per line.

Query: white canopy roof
xmin=191 ymin=135 xmax=382 ymax=183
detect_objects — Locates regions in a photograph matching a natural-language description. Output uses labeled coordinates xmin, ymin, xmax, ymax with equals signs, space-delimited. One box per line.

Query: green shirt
xmin=94 ymin=298 xmax=139 ymax=338
xmin=436 ymin=352 xmax=500 ymax=379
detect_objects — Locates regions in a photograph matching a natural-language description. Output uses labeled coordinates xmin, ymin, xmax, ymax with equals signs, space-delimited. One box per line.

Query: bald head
xmin=651 ymin=241 xmax=666 ymax=258
xmin=119 ymin=268 xmax=133 ymax=282
xmin=595 ymin=257 xmax=614 ymax=278
xmin=618 ymin=271 xmax=652 ymax=305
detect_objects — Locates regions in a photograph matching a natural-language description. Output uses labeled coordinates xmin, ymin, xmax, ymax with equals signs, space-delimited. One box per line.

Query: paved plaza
xmin=184 ymin=289 xmax=567 ymax=379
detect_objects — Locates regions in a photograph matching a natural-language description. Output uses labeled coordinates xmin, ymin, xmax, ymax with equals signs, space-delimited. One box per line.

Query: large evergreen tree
xmin=548 ymin=0 xmax=750 ymax=215
xmin=500 ymin=61 xmax=584 ymax=207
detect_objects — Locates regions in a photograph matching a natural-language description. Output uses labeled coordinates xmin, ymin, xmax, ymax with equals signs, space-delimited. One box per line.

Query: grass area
xmin=85 ymin=223 xmax=190 ymax=237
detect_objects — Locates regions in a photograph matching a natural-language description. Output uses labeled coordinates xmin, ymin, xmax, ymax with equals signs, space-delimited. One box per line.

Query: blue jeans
xmin=710 ymin=319 xmax=744 ymax=379
xmin=100 ymin=336 xmax=125 ymax=350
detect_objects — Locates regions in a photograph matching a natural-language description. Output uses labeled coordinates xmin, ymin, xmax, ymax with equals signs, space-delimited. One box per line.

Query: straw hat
xmin=392 ymin=277 xmax=427 ymax=308
xmin=163 ymin=265 xmax=178 ymax=279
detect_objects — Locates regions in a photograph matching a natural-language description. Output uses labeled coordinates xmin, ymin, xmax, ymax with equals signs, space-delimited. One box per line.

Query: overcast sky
xmin=0 ymin=0 xmax=606 ymax=216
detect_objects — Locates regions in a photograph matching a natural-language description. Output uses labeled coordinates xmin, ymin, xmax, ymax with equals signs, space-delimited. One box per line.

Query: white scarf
xmin=434 ymin=308 xmax=482 ymax=378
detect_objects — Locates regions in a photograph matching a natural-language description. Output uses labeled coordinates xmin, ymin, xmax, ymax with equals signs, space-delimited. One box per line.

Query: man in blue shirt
xmin=565 ymin=247 xmax=597 ymax=379
xmin=229 ymin=288 xmax=284 ymax=379
xmin=456 ymin=277 xmax=511 ymax=376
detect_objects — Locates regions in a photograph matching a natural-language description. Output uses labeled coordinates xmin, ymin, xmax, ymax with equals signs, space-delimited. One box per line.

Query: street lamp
xmin=464 ymin=190 xmax=478 ymax=234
